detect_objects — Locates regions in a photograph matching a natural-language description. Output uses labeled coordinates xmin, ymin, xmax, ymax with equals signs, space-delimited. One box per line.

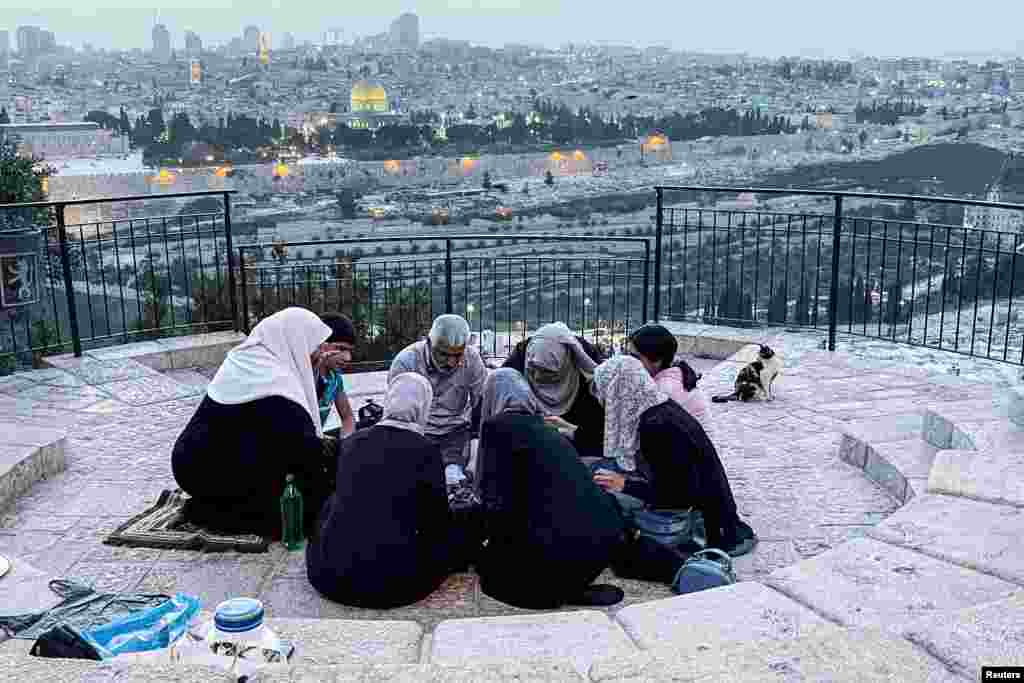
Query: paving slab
xmin=100 ymin=374 xmax=204 ymax=406
xmin=901 ymin=591 xmax=1024 ymax=679
xmin=613 ymin=581 xmax=839 ymax=652
xmin=763 ymin=537 xmax=1019 ymax=631
xmin=928 ymin=448 xmax=1024 ymax=507
xmin=43 ymin=357 xmax=159 ymax=386
xmin=842 ymin=413 xmax=925 ymax=444
xmin=588 ymin=626 xmax=963 ymax=682
xmin=0 ymin=555 xmax=64 ymax=620
xmin=263 ymin=618 xmax=423 ymax=665
xmin=430 ymin=611 xmax=636 ymax=677
xmin=867 ymin=494 xmax=1024 ymax=585
xmin=259 ymin=658 xmax=584 ymax=682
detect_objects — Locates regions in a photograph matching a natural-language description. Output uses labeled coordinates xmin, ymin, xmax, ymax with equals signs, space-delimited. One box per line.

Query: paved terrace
xmin=0 ymin=327 xmax=1022 ymax=680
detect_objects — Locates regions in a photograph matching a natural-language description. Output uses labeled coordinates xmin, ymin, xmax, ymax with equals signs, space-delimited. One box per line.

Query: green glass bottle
xmin=280 ymin=474 xmax=304 ymax=551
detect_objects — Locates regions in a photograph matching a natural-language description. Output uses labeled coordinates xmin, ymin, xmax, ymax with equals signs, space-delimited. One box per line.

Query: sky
xmin=4 ymin=1 xmax=1024 ymax=59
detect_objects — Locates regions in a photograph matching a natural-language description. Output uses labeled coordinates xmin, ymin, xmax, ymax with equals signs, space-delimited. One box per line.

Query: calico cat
xmin=711 ymin=345 xmax=781 ymax=403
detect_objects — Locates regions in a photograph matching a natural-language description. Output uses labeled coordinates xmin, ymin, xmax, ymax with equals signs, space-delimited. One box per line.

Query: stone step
xmin=0 ymin=427 xmax=66 ymax=512
xmin=589 ymin=625 xmax=964 ymax=682
xmin=0 ymin=654 xmax=584 ymax=682
xmin=430 ymin=610 xmax=636 ymax=678
xmin=613 ymin=581 xmax=839 ymax=654
xmin=842 ymin=412 xmax=924 ymax=445
xmin=862 ymin=438 xmax=940 ymax=503
xmin=762 ymin=537 xmax=1018 ymax=632
xmin=929 ymin=448 xmax=1024 ymax=507
xmin=868 ymin=494 xmax=1024 ymax=586
xmin=901 ymin=590 xmax=1024 ymax=679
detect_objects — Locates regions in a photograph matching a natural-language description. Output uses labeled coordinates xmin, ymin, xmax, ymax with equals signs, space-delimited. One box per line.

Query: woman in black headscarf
xmin=503 ymin=322 xmax=606 ymax=460
xmin=306 ymin=373 xmax=459 ymax=609
xmin=476 ymin=369 xmax=626 ymax=609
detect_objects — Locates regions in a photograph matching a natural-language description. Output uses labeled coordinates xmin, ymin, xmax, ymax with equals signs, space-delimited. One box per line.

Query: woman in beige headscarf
xmin=502 ymin=322 xmax=606 ymax=460
xmin=308 ymin=373 xmax=464 ymax=609
xmin=172 ymin=307 xmax=341 ymax=538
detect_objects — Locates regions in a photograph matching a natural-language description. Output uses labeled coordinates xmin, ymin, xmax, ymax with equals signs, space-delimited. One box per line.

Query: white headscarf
xmin=377 ymin=373 xmax=434 ymax=435
xmin=524 ymin=322 xmax=597 ymax=416
xmin=592 ymin=355 xmax=669 ymax=472
xmin=207 ymin=307 xmax=331 ymax=436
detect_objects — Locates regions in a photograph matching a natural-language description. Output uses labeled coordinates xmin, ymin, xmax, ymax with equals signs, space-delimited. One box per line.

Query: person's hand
xmin=318 ymin=350 xmax=348 ymax=373
xmin=593 ymin=469 xmax=626 ymax=493
xmin=544 ymin=415 xmax=577 ymax=437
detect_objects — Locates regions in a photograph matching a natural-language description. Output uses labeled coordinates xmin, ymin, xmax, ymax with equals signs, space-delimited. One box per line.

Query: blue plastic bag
xmin=79 ymin=593 xmax=201 ymax=659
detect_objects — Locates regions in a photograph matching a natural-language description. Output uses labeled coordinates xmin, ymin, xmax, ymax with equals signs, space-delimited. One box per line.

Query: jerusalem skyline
xmin=5 ymin=1 xmax=1024 ymax=60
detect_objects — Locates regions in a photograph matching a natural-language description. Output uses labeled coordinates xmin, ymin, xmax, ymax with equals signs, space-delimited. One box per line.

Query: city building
xmin=0 ymin=31 xmax=10 ymax=59
xmin=152 ymin=24 xmax=171 ymax=62
xmin=185 ymin=31 xmax=202 ymax=57
xmin=243 ymin=26 xmax=261 ymax=55
xmin=390 ymin=13 xmax=419 ymax=52
xmin=963 ymin=153 xmax=1024 ymax=234
xmin=281 ymin=32 xmax=296 ymax=51
xmin=0 ymin=122 xmax=130 ymax=160
xmin=16 ymin=26 xmax=41 ymax=59
xmin=40 ymin=31 xmax=56 ymax=53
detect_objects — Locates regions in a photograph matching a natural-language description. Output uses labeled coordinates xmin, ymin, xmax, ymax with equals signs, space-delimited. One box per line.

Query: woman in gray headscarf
xmin=503 ymin=322 xmax=607 ymax=460
xmin=307 ymin=373 xmax=462 ymax=608
xmin=474 ymin=368 xmax=626 ymax=609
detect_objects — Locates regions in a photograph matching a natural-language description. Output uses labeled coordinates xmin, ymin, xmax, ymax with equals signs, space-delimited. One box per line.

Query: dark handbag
xmin=630 ymin=508 xmax=705 ymax=551
xmin=672 ymin=548 xmax=736 ymax=595
xmin=355 ymin=399 xmax=384 ymax=430
xmin=30 ymin=624 xmax=102 ymax=660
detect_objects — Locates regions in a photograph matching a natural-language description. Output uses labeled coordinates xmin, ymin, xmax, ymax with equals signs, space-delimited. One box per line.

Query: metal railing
xmin=238 ymin=234 xmax=650 ymax=368
xmin=654 ymin=186 xmax=1024 ymax=365
xmin=0 ymin=191 xmax=238 ymax=370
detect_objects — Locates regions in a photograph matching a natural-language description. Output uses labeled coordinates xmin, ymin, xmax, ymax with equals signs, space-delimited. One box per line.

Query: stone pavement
xmin=0 ymin=325 xmax=1021 ymax=680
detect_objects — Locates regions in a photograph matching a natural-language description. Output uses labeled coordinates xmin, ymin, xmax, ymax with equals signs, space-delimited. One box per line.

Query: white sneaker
xmin=445 ymin=464 xmax=467 ymax=487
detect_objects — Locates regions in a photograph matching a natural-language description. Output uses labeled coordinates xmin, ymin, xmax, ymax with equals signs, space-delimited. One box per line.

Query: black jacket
xmin=477 ymin=412 xmax=625 ymax=609
xmin=306 ymin=425 xmax=454 ymax=608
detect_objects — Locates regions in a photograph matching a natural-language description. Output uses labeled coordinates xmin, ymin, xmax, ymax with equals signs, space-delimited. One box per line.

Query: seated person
xmin=590 ymin=356 xmax=757 ymax=558
xmin=314 ymin=313 xmax=356 ymax=438
xmin=475 ymin=369 xmax=626 ymax=609
xmin=389 ymin=315 xmax=487 ymax=479
xmin=503 ymin=322 xmax=606 ymax=461
xmin=626 ymin=324 xmax=712 ymax=434
xmin=171 ymin=307 xmax=338 ymax=538
xmin=306 ymin=373 xmax=462 ymax=609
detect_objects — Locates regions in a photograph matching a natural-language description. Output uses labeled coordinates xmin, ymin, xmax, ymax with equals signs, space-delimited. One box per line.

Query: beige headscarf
xmin=207 ymin=307 xmax=331 ymax=436
xmin=524 ymin=322 xmax=597 ymax=416
xmin=378 ymin=373 xmax=434 ymax=435
xmin=592 ymin=355 xmax=669 ymax=472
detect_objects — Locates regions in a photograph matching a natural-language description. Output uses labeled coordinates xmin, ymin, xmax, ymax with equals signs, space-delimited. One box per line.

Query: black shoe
xmin=565 ymin=584 xmax=624 ymax=607
xmin=721 ymin=520 xmax=758 ymax=557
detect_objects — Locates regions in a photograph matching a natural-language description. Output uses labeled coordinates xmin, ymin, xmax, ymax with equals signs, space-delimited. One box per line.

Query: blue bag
xmin=79 ymin=593 xmax=201 ymax=659
xmin=672 ymin=548 xmax=736 ymax=595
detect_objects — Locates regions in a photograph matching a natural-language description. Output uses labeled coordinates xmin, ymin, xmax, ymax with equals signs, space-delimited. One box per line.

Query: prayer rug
xmin=104 ymin=489 xmax=270 ymax=553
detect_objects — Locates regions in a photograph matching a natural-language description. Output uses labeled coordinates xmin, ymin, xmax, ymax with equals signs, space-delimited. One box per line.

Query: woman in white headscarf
xmin=307 ymin=373 xmax=462 ymax=608
xmin=475 ymin=369 xmax=627 ymax=609
xmin=172 ymin=307 xmax=340 ymax=538
xmin=503 ymin=322 xmax=607 ymax=460
xmin=590 ymin=356 xmax=757 ymax=558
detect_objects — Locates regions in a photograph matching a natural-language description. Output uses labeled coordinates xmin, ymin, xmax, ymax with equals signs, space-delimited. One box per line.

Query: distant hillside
xmin=756 ymin=143 xmax=1009 ymax=199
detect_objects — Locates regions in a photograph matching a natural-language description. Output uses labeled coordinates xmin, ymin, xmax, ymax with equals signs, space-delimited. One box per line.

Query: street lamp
xmin=466 ymin=303 xmax=475 ymax=325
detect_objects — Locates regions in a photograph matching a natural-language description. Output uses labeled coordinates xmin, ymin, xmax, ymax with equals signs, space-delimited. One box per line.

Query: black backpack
xmin=355 ymin=399 xmax=384 ymax=430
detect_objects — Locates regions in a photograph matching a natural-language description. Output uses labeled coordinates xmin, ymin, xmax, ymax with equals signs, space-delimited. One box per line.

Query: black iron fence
xmin=0 ymin=191 xmax=238 ymax=371
xmin=654 ymin=186 xmax=1024 ymax=364
xmin=238 ymin=234 xmax=650 ymax=369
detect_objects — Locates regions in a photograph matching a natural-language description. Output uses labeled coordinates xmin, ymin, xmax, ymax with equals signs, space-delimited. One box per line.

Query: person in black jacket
xmin=590 ymin=355 xmax=758 ymax=558
xmin=172 ymin=307 xmax=340 ymax=538
xmin=475 ymin=369 xmax=626 ymax=609
xmin=307 ymin=373 xmax=460 ymax=609
xmin=502 ymin=322 xmax=606 ymax=461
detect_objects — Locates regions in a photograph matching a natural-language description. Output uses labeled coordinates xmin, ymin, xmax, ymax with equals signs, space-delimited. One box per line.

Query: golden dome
xmin=350 ymin=81 xmax=388 ymax=112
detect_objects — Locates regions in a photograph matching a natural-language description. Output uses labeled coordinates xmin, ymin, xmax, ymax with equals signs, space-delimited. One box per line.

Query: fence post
xmin=653 ymin=187 xmax=664 ymax=322
xmin=445 ymin=239 xmax=453 ymax=315
xmin=827 ymin=194 xmax=844 ymax=352
xmin=222 ymin=192 xmax=239 ymax=332
xmin=239 ymin=247 xmax=251 ymax=334
xmin=55 ymin=204 xmax=83 ymax=358
xmin=642 ymin=239 xmax=651 ymax=324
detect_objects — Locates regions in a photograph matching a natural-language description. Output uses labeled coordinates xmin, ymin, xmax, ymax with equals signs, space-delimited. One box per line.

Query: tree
xmin=0 ymin=107 xmax=9 ymax=124
xmin=544 ymin=170 xmax=554 ymax=186
xmin=0 ymin=138 xmax=54 ymax=230
xmin=482 ymin=171 xmax=492 ymax=190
